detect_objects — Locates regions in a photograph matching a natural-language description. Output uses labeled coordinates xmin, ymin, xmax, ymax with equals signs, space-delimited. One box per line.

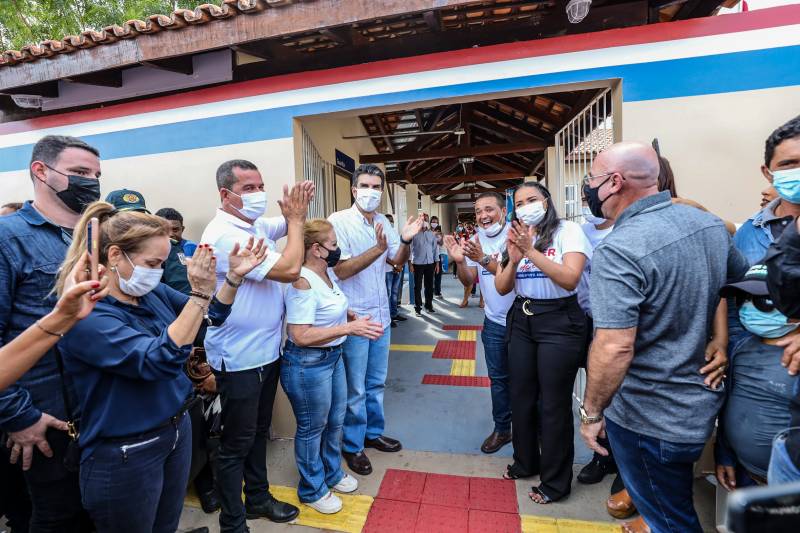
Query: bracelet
xmin=188 ymin=298 xmax=212 ymax=326
xmin=189 ymin=290 xmax=212 ymax=300
xmin=35 ymin=320 xmax=64 ymax=338
xmin=225 ymin=275 xmax=243 ymax=288
xmin=400 ymin=237 xmax=412 ymax=245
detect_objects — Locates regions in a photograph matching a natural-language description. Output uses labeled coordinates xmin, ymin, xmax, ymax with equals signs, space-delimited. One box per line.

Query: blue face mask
xmin=739 ymin=301 xmax=800 ymax=339
xmin=771 ymin=167 xmax=800 ymax=203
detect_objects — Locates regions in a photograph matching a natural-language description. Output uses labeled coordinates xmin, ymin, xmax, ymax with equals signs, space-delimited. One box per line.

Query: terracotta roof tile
xmin=0 ymin=0 xmax=305 ymax=69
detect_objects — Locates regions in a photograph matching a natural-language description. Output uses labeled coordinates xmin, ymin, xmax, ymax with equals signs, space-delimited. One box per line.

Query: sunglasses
xmin=736 ymin=295 xmax=776 ymax=313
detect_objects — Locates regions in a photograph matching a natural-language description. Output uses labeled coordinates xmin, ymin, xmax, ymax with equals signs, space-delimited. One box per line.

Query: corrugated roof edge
xmin=0 ymin=0 xmax=302 ymax=69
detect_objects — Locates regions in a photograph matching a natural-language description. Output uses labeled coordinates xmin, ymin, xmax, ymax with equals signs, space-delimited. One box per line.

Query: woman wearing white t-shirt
xmin=281 ymin=220 xmax=383 ymax=514
xmin=495 ymin=182 xmax=591 ymax=504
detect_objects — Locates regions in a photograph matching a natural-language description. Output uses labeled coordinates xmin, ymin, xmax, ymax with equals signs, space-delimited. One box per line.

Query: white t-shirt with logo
xmin=466 ymin=224 xmax=516 ymax=326
xmin=514 ymin=220 xmax=592 ymax=300
xmin=577 ymin=222 xmax=614 ymax=316
xmin=285 ymin=267 xmax=349 ymax=347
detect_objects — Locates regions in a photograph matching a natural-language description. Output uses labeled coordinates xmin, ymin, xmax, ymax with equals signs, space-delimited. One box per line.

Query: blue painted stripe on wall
xmin=1 ymin=45 xmax=798 ymax=172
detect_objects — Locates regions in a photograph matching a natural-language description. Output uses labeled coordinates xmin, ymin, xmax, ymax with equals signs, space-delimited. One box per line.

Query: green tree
xmin=0 ymin=0 xmax=213 ymax=50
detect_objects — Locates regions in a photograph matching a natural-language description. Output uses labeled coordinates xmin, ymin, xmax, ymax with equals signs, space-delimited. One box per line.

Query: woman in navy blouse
xmin=56 ymin=201 xmax=267 ymax=533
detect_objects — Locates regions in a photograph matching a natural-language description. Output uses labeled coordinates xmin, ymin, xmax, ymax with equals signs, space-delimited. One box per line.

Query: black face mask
xmin=322 ymin=246 xmax=342 ymax=268
xmin=583 ymin=175 xmax=614 ymax=219
xmin=41 ymin=166 xmax=101 ymax=214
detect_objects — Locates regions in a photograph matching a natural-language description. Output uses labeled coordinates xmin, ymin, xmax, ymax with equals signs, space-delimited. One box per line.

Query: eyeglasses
xmin=582 ymin=171 xmax=617 ymax=188
xmin=737 ymin=295 xmax=776 ymax=313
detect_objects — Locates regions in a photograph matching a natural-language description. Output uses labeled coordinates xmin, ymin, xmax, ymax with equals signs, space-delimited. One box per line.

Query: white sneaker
xmin=306 ymin=491 xmax=342 ymax=514
xmin=333 ymin=473 xmax=359 ymax=493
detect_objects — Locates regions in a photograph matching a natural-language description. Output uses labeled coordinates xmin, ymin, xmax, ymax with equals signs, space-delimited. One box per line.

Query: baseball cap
xmin=719 ymin=263 xmax=769 ymax=299
xmin=105 ymin=189 xmax=149 ymax=213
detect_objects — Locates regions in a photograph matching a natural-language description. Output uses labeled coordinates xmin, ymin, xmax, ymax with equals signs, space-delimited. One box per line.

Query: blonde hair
xmin=56 ymin=201 xmax=170 ymax=296
xmin=303 ymin=219 xmax=333 ymax=251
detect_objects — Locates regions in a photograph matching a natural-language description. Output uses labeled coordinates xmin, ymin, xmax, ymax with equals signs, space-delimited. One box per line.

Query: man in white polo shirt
xmin=201 ymin=159 xmax=313 ymax=533
xmin=328 ymin=164 xmax=423 ymax=476
xmin=445 ymin=192 xmax=516 ymax=454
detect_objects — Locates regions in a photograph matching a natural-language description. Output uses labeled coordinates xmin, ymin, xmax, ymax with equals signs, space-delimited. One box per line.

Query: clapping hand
xmin=375 ymin=223 xmax=388 ymax=252
xmin=509 ymin=221 xmax=535 ymax=255
xmin=186 ymin=244 xmax=218 ymax=295
xmin=279 ymin=181 xmax=315 ymax=224
xmin=228 ymin=236 xmax=268 ymax=281
xmin=443 ymin=234 xmax=465 ymax=263
xmin=401 ymin=215 xmax=425 ymax=242
xmin=348 ymin=314 xmax=384 ymax=340
xmin=463 ymin=238 xmax=485 ymax=263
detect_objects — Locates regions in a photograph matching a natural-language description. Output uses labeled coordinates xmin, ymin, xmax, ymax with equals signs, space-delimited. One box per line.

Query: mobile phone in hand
xmin=87 ymin=217 xmax=99 ymax=281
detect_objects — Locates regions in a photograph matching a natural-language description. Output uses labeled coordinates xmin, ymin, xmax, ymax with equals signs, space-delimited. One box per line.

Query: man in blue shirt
xmin=0 ymin=135 xmax=102 ymax=532
xmin=156 ymin=207 xmax=197 ymax=296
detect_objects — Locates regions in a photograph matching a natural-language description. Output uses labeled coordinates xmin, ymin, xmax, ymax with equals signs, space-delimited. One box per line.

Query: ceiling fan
xmin=342 ymin=105 xmax=466 ymax=140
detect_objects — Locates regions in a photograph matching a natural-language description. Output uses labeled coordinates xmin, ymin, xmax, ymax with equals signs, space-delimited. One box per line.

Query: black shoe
xmin=577 ymin=454 xmax=618 ymax=485
xmin=425 ymin=307 xmax=435 ymax=313
xmin=245 ymin=494 xmax=300 ymax=523
xmin=415 ymin=309 xmax=422 ymax=317
xmin=343 ymin=450 xmax=373 ymax=475
xmin=181 ymin=528 xmax=210 ymax=533
xmin=391 ymin=321 xmax=398 ymax=328
xmin=365 ymin=435 xmax=402 ymax=453
xmin=198 ymin=489 xmax=221 ymax=514
xmin=394 ymin=315 xmax=408 ymax=322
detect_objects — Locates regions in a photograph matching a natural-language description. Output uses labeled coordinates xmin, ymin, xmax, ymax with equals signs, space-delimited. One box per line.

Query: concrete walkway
xmin=177 ymin=274 xmax=718 ymax=532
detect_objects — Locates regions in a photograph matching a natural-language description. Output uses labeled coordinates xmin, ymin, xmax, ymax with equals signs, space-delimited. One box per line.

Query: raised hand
xmin=57 ymin=251 xmax=110 ymax=322
xmin=506 ymin=234 xmax=524 ymax=265
xmin=278 ymin=181 xmax=313 ymax=224
xmin=374 ymin=223 xmax=388 ymax=252
xmin=186 ymin=244 xmax=218 ymax=295
xmin=443 ymin=234 xmax=465 ymax=263
xmin=228 ymin=236 xmax=268 ymax=280
xmin=401 ymin=215 xmax=425 ymax=242
xmin=348 ymin=314 xmax=384 ymax=340
xmin=463 ymin=238 xmax=485 ymax=263
xmin=510 ymin=220 xmax=534 ymax=254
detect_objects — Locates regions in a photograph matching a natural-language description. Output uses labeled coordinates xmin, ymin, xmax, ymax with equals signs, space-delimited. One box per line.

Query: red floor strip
xmin=363 ymin=499 xmax=420 ymax=533
xmin=468 ymin=477 xmax=519 ymax=514
xmin=376 ymin=469 xmax=427 ymax=503
xmin=432 ymin=340 xmax=476 ymax=360
xmin=415 ymin=503 xmax=469 ymax=533
xmin=468 ymin=509 xmax=522 ymax=533
xmin=443 ymin=324 xmax=484 ymax=331
xmin=421 ymin=473 xmax=470 ymax=509
xmin=422 ymin=375 xmax=491 ymax=387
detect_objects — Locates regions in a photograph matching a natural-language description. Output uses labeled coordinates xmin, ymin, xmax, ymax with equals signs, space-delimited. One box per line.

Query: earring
xmin=110 ymin=266 xmax=117 ymax=272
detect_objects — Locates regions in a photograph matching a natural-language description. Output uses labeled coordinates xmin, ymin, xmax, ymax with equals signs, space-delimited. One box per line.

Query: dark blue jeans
xmin=606 ymin=417 xmax=705 ymax=533
xmin=481 ymin=317 xmax=511 ymax=433
xmin=79 ymin=413 xmax=191 ymax=533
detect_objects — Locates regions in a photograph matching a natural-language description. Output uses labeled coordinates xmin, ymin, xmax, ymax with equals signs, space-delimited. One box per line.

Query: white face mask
xmin=355 ymin=188 xmax=382 ymax=212
xmin=431 ymin=223 xmax=439 ymax=230
xmin=477 ymin=222 xmax=504 ymax=238
xmin=229 ymin=190 xmax=267 ymax=220
xmin=117 ymin=252 xmax=163 ymax=297
xmin=582 ymin=206 xmax=606 ymax=225
xmin=516 ymin=201 xmax=546 ymax=226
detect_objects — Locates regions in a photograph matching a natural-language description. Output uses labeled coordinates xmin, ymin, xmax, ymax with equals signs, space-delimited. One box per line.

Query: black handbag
xmin=54 ymin=346 xmax=81 ymax=473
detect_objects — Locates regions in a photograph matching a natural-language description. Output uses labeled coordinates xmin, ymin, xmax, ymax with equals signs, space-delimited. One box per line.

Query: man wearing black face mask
xmin=0 ymin=135 xmax=101 ymax=532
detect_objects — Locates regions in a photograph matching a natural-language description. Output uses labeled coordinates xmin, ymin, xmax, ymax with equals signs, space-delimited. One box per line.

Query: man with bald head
xmin=578 ymin=142 xmax=748 ymax=532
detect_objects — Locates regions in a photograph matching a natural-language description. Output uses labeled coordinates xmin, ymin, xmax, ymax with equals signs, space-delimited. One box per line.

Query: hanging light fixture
xmin=566 ymin=0 xmax=592 ymax=24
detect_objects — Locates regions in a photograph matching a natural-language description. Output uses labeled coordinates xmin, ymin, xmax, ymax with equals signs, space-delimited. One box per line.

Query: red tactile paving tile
xmin=442 ymin=324 xmax=484 ymax=331
xmin=363 ymin=499 xmax=420 ymax=533
xmin=468 ymin=509 xmax=522 ymax=533
xmin=376 ymin=468 xmax=427 ymax=503
xmin=422 ymin=375 xmax=491 ymax=387
xmin=415 ymin=503 xmax=469 ymax=533
xmin=421 ymin=473 xmax=470 ymax=509
xmin=432 ymin=340 xmax=476 ymax=360
xmin=469 ymin=477 xmax=519 ymax=514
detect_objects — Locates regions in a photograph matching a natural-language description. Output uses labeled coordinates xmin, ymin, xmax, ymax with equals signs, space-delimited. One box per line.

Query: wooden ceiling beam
xmin=475 ymin=103 xmax=550 ymax=140
xmin=141 ymin=56 xmax=193 ymax=75
xmin=64 ymin=69 xmax=123 ymax=88
xmin=412 ymin=172 xmax=524 ymax=186
xmin=360 ymin=141 xmax=546 ymax=164
xmin=491 ymin=99 xmax=558 ymax=131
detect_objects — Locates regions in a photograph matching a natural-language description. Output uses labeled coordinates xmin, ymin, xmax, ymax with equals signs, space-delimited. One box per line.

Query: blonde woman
xmin=281 ymin=219 xmax=383 ymax=514
xmin=55 ymin=201 xmax=267 ymax=533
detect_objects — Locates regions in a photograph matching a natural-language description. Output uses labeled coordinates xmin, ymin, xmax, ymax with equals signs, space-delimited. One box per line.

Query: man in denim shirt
xmin=0 ymin=135 xmax=101 ymax=532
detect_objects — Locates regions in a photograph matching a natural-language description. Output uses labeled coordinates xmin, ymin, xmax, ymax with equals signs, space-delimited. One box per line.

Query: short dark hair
xmin=155 ymin=207 xmax=183 ymax=224
xmin=29 ymin=135 xmax=99 ymax=180
xmin=351 ymin=163 xmax=385 ymax=188
xmin=515 ymin=182 xmax=559 ymax=253
xmin=216 ymin=159 xmax=258 ymax=191
xmin=476 ymin=191 xmax=505 ymax=208
xmin=765 ymin=115 xmax=800 ymax=167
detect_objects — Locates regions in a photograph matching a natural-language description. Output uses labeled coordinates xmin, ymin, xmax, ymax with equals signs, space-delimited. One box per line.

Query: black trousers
xmin=188 ymin=397 xmax=217 ymax=496
xmin=434 ymin=259 xmax=443 ymax=295
xmin=0 ymin=440 xmax=31 ymax=533
xmin=413 ymin=263 xmax=435 ymax=311
xmin=506 ymin=296 xmax=587 ymax=501
xmin=214 ymin=360 xmax=281 ymax=533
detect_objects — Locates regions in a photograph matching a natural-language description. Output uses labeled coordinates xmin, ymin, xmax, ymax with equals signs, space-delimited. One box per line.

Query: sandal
xmin=528 ymin=486 xmax=552 ymax=504
xmin=502 ymin=463 xmax=528 ymax=480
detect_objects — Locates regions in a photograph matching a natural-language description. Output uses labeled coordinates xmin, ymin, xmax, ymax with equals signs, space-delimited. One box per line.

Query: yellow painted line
xmin=449 ymin=359 xmax=476 ymax=376
xmin=390 ymin=344 xmax=435 ymax=352
xmin=186 ymin=485 xmax=373 ymax=533
xmin=522 ymin=515 xmax=622 ymax=533
xmin=457 ymin=330 xmax=477 ymax=341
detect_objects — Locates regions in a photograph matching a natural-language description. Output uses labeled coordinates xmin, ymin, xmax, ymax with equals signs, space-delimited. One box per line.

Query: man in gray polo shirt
xmin=579 ymin=142 xmax=748 ymax=533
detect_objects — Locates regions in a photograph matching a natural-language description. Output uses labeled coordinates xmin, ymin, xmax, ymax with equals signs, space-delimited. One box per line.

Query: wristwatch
xmin=578 ymin=404 xmax=604 ymax=425
xmin=479 ymin=255 xmax=492 ymax=267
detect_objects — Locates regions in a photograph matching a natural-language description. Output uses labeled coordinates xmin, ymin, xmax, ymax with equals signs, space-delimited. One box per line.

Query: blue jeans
xmin=385 ymin=271 xmax=401 ymax=319
xmin=79 ymin=413 xmax=191 ymax=533
xmin=481 ymin=317 xmax=511 ymax=433
xmin=281 ymin=341 xmax=347 ymax=502
xmin=341 ymin=329 xmax=391 ymax=452
xmin=768 ymin=430 xmax=800 ymax=485
xmin=606 ymin=417 xmax=705 ymax=533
